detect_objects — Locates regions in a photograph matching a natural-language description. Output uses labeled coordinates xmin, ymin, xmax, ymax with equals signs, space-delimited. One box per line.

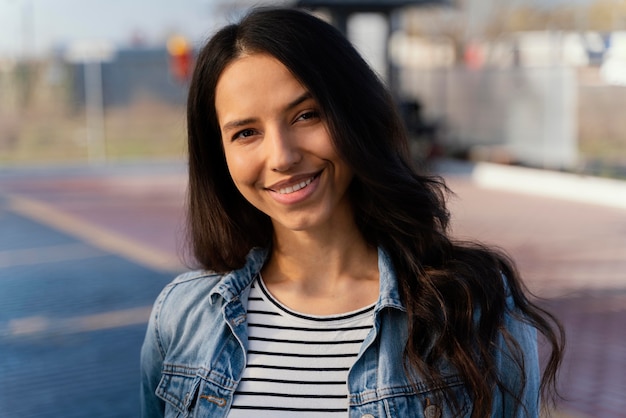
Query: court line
xmin=2 ymin=306 xmax=153 ymax=338
xmin=7 ymin=194 xmax=184 ymax=273
xmin=0 ymin=243 xmax=108 ymax=269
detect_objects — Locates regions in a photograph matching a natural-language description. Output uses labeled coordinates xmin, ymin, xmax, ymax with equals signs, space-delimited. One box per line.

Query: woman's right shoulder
xmin=158 ymin=269 xmax=224 ymax=303
xmin=151 ymin=270 xmax=225 ymax=320
xmin=170 ymin=269 xmax=223 ymax=286
xmin=142 ymin=270 xmax=231 ymax=367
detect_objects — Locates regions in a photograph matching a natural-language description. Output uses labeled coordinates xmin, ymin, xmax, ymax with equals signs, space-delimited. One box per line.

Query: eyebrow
xmin=221 ymin=91 xmax=313 ymax=133
xmin=286 ymin=91 xmax=313 ymax=111
xmin=221 ymin=117 xmax=257 ymax=133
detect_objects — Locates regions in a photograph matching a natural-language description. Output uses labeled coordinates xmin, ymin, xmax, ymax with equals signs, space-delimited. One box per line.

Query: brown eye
xmin=297 ymin=111 xmax=319 ymax=121
xmin=233 ymin=128 xmax=256 ymax=141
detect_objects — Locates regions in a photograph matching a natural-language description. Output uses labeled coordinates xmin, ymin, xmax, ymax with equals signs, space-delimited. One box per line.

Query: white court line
xmin=0 ymin=243 xmax=108 ymax=269
xmin=7 ymin=194 xmax=184 ymax=272
xmin=472 ymin=162 xmax=626 ymax=210
xmin=2 ymin=306 xmax=153 ymax=338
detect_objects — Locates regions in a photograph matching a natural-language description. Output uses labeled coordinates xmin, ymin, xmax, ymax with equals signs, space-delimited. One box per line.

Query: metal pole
xmin=84 ymin=60 xmax=106 ymax=163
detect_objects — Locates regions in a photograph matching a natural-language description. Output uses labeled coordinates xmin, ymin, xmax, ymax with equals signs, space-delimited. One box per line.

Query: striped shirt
xmin=227 ymin=275 xmax=375 ymax=417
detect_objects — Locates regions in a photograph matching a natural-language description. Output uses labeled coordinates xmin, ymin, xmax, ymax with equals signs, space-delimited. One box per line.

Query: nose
xmin=266 ymin=126 xmax=302 ymax=172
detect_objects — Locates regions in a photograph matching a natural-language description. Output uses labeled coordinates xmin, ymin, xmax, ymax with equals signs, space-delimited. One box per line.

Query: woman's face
xmin=215 ymin=53 xmax=354 ymax=234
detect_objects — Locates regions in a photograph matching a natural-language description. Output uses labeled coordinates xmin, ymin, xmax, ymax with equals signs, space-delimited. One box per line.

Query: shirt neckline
xmin=255 ymin=274 xmax=376 ymax=323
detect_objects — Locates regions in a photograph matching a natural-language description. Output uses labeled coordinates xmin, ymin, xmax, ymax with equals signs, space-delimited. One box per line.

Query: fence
xmin=0 ymin=48 xmax=188 ymax=165
xmin=2 ymin=52 xmax=626 ymax=177
xmin=400 ymin=66 xmax=579 ymax=169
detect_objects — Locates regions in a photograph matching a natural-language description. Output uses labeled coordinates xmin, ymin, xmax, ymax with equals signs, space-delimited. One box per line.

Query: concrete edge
xmin=437 ymin=159 xmax=626 ymax=210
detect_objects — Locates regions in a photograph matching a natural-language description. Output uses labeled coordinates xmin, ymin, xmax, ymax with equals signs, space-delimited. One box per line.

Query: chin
xmin=273 ymin=215 xmax=325 ymax=233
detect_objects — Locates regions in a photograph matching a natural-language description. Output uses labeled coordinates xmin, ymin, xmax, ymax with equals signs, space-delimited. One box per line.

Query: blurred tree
xmin=403 ymin=6 xmax=466 ymax=64
xmin=587 ymin=0 xmax=626 ymax=30
xmin=484 ymin=1 xmax=626 ymax=33
xmin=509 ymin=5 xmax=585 ymax=32
xmin=549 ymin=6 xmax=582 ymax=30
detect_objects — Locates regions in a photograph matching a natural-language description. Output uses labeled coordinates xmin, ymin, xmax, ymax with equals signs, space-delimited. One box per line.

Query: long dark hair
xmin=186 ymin=7 xmax=563 ymax=417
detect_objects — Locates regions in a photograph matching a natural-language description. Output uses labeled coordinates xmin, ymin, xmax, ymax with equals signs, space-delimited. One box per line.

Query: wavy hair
xmin=186 ymin=7 xmax=563 ymax=417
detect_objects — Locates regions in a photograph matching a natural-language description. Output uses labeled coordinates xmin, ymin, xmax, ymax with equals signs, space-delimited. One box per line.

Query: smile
xmin=267 ymin=171 xmax=322 ymax=196
xmin=278 ymin=176 xmax=315 ymax=195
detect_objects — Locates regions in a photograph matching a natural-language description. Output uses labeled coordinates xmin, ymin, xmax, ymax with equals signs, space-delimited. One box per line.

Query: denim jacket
xmin=141 ymin=247 xmax=540 ymax=418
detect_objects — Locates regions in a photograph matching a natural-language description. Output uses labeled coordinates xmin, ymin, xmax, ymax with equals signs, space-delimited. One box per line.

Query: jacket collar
xmin=209 ymin=247 xmax=268 ymax=304
xmin=209 ymin=246 xmax=405 ymax=311
xmin=376 ymin=247 xmax=405 ymax=312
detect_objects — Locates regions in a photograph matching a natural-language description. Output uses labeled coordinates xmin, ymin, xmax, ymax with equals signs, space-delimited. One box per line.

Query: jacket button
xmin=361 ymin=415 xmax=375 ymax=418
xmin=424 ymin=404 xmax=441 ymax=418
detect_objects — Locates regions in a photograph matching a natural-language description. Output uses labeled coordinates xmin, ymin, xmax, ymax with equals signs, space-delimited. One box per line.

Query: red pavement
xmin=445 ymin=175 xmax=626 ymax=418
xmin=1 ymin=161 xmax=625 ymax=418
xmin=2 ymin=167 xmax=188 ymax=272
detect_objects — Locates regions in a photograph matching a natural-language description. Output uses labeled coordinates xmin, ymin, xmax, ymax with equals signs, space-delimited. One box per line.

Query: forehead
xmin=214 ymin=54 xmax=308 ymax=122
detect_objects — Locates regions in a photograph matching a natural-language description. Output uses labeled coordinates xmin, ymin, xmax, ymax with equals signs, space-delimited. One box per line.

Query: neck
xmin=261 ymin=219 xmax=380 ymax=314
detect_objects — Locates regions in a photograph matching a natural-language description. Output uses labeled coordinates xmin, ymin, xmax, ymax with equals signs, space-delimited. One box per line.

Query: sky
xmin=0 ymin=0 xmax=239 ymax=58
xmin=0 ymin=0 xmax=596 ymax=59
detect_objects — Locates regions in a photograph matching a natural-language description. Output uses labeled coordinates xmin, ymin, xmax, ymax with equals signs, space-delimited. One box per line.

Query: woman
xmin=141 ymin=8 xmax=563 ymax=418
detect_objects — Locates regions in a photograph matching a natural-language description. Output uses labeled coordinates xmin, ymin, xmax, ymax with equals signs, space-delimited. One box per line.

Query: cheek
xmin=313 ymin=130 xmax=345 ymax=167
xmin=224 ymin=149 xmax=258 ymax=189
xmin=322 ymin=145 xmax=351 ymax=177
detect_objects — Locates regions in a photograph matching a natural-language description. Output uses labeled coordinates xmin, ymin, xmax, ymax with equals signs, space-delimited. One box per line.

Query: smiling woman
xmin=140 ymin=7 xmax=564 ymax=418
xmin=216 ymin=53 xmax=355 ymax=236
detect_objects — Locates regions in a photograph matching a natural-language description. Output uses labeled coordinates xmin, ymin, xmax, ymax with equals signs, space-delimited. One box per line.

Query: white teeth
xmin=278 ymin=177 xmax=314 ymax=194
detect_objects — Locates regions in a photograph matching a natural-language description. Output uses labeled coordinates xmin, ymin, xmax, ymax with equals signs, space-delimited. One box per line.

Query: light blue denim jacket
xmin=141 ymin=247 xmax=540 ymax=418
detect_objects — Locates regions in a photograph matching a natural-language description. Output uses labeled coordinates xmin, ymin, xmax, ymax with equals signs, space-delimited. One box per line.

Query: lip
xmin=265 ymin=170 xmax=323 ymax=205
xmin=265 ymin=170 xmax=322 ymax=192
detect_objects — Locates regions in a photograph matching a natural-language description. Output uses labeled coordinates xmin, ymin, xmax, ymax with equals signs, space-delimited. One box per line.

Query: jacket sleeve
xmin=140 ymin=288 xmax=168 ymax=418
xmin=490 ymin=293 xmax=541 ymax=418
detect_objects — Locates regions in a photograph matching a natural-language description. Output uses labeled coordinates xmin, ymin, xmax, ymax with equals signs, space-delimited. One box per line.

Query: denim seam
xmin=161 ymin=364 xmax=239 ymax=390
xmin=153 ymin=282 xmax=178 ymax=359
xmin=349 ymin=378 xmax=465 ymax=405
xmin=171 ymin=270 xmax=221 ymax=285
xmin=154 ymin=271 xmax=222 ymax=358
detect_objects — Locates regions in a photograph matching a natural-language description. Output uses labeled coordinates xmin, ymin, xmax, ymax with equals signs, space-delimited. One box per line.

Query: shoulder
xmin=156 ymin=249 xmax=267 ymax=310
xmin=161 ymin=269 xmax=224 ymax=304
xmin=141 ymin=269 xmax=227 ymax=362
xmin=170 ymin=269 xmax=223 ymax=287
xmin=147 ymin=269 xmax=236 ymax=354
xmin=152 ymin=270 xmax=225 ymax=327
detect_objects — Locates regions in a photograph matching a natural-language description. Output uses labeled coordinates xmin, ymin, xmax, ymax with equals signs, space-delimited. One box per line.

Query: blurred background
xmin=1 ymin=0 xmax=626 ymax=173
xmin=0 ymin=0 xmax=625 ymax=417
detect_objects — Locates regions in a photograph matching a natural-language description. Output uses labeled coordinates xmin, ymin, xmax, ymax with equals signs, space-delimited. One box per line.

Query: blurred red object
xmin=167 ymin=35 xmax=193 ymax=82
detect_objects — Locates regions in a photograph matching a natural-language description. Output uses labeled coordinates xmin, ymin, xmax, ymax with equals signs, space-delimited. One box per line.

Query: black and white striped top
xmin=227 ymin=275 xmax=375 ymax=417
